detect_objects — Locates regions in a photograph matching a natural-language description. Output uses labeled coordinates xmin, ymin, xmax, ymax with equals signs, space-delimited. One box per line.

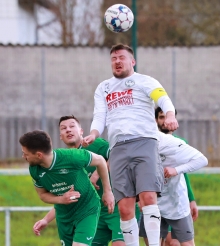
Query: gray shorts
xmin=139 ymin=213 xmax=194 ymax=243
xmin=109 ymin=137 xmax=164 ymax=203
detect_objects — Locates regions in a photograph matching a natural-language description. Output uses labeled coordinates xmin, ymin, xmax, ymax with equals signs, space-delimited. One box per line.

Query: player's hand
xmin=164 ymin=111 xmax=179 ymax=131
xmin=190 ymin=200 xmax=199 ymax=221
xmin=82 ymin=134 xmax=96 ymax=147
xmin=90 ymin=171 xmax=100 ymax=190
xmin=61 ymin=186 xmax=81 ymax=204
xmin=33 ymin=218 xmax=48 ymax=236
xmin=164 ymin=167 xmax=177 ymax=178
xmin=102 ymin=190 xmax=115 ymax=214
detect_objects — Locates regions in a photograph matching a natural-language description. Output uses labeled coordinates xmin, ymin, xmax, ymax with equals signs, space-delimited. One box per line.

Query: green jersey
xmin=80 ymin=138 xmax=110 ymax=209
xmin=29 ymin=148 xmax=100 ymax=223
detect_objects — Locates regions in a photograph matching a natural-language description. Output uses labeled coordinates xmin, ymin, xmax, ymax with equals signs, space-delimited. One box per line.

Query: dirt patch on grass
xmin=0 ymin=159 xmax=28 ymax=168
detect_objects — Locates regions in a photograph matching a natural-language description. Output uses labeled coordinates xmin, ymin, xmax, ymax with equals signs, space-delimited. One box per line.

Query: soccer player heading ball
xmin=83 ymin=43 xmax=179 ymax=246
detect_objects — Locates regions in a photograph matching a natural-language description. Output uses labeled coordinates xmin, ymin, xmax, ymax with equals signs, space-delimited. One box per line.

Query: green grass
xmin=188 ymin=174 xmax=220 ymax=246
xmin=0 ymin=174 xmax=220 ymax=246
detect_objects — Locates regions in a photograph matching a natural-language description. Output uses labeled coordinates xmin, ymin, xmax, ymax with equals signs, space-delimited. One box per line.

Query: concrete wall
xmin=1 ymin=45 xmax=220 ymax=120
xmin=0 ymin=45 xmax=220 ymax=163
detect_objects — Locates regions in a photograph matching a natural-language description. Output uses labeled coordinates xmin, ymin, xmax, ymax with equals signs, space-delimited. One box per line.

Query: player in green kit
xmin=32 ymin=116 xmax=126 ymax=246
xmin=19 ymin=130 xmax=115 ymax=246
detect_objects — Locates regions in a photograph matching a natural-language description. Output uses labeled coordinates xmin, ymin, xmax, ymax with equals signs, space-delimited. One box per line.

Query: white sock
xmin=142 ymin=205 xmax=161 ymax=246
xmin=120 ymin=217 xmax=139 ymax=246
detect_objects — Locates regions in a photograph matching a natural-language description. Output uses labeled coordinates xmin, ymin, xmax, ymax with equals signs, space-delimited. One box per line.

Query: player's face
xmin=59 ymin=119 xmax=83 ymax=148
xmin=156 ymin=111 xmax=170 ymax=134
xmin=111 ymin=49 xmax=135 ymax=78
xmin=21 ymin=146 xmax=41 ymax=166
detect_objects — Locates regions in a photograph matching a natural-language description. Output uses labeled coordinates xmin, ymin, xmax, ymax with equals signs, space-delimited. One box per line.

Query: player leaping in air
xmin=83 ymin=43 xmax=179 ymax=246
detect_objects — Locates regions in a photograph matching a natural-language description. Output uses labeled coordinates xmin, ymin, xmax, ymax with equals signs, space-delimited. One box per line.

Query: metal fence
xmin=1 ymin=168 xmax=220 ymax=246
xmin=0 ymin=206 xmax=220 ymax=246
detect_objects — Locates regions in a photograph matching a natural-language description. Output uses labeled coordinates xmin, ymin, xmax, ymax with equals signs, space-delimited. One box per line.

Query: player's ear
xmin=36 ymin=151 xmax=43 ymax=159
xmin=132 ymin=58 xmax=136 ymax=67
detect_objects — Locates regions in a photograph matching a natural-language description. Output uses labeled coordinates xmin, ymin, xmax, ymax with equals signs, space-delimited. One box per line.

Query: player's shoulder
xmin=93 ymin=137 xmax=109 ymax=146
xmin=173 ymin=134 xmax=188 ymax=144
xmin=133 ymin=73 xmax=162 ymax=91
xmin=54 ymin=148 xmax=90 ymax=158
xmin=134 ymin=72 xmax=159 ymax=83
xmin=158 ymin=131 xmax=186 ymax=149
xmin=99 ymin=77 xmax=115 ymax=86
xmin=84 ymin=138 xmax=109 ymax=152
xmin=29 ymin=165 xmax=39 ymax=179
xmin=54 ymin=148 xmax=75 ymax=155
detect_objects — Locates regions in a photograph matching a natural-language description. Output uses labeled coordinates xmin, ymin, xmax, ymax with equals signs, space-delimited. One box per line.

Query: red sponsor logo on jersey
xmin=106 ymin=89 xmax=134 ymax=111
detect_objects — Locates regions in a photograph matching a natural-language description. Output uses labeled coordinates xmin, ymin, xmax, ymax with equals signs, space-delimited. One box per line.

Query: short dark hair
xmin=59 ymin=115 xmax=81 ymax=126
xmin=19 ymin=130 xmax=52 ymax=154
xmin=155 ymin=107 xmax=177 ymax=119
xmin=110 ymin=43 xmax=134 ymax=56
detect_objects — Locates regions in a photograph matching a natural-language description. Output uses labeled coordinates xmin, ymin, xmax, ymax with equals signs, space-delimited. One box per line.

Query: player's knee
xmin=139 ymin=192 xmax=157 ymax=206
xmin=179 ymin=239 xmax=194 ymax=246
xmin=118 ymin=205 xmax=134 ymax=219
xmin=112 ymin=240 xmax=125 ymax=246
xmin=118 ymin=203 xmax=134 ymax=219
xmin=169 ymin=239 xmax=180 ymax=246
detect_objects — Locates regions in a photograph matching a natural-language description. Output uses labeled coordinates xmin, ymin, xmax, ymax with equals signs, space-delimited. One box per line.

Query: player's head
xmin=110 ymin=43 xmax=136 ymax=79
xmin=59 ymin=115 xmax=83 ymax=148
xmin=155 ymin=107 xmax=177 ymax=134
xmin=19 ymin=130 xmax=52 ymax=166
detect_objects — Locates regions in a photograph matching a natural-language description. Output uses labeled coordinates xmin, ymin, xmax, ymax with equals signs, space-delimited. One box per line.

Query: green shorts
xmin=168 ymin=225 xmax=172 ymax=232
xmin=57 ymin=204 xmax=101 ymax=246
xmin=92 ymin=205 xmax=124 ymax=246
xmin=135 ymin=203 xmax=141 ymax=222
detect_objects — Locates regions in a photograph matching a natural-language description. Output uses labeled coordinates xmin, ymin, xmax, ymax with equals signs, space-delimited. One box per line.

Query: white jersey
xmin=157 ymin=131 xmax=208 ymax=219
xmin=92 ymin=72 xmax=169 ymax=148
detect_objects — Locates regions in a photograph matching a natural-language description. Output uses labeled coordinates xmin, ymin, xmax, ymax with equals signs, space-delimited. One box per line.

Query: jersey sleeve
xmin=141 ymin=76 xmax=175 ymax=114
xmin=70 ymin=149 xmax=92 ymax=169
xmin=174 ymin=144 xmax=203 ymax=165
xmin=95 ymin=138 xmax=110 ymax=160
xmin=141 ymin=76 xmax=166 ymax=99
xmin=184 ymin=173 xmax=195 ymax=201
xmin=29 ymin=167 xmax=43 ymax=188
xmin=90 ymin=83 xmax=107 ymax=135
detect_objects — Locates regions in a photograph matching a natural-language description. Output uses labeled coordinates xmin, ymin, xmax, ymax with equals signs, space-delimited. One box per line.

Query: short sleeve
xmin=70 ymin=149 xmax=92 ymax=169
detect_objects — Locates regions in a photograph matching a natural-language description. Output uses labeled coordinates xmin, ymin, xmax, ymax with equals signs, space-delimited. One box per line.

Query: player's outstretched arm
xmin=90 ymin=152 xmax=115 ymax=214
xmin=35 ymin=186 xmax=81 ymax=204
xmin=33 ymin=208 xmax=56 ymax=236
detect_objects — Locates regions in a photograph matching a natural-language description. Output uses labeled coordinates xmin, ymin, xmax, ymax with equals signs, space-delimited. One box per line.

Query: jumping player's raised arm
xmin=83 ymin=84 xmax=107 ymax=146
xmin=147 ymin=80 xmax=178 ymax=131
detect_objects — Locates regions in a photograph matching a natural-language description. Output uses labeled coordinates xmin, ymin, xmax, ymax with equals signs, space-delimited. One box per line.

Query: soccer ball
xmin=104 ymin=4 xmax=134 ymax=33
